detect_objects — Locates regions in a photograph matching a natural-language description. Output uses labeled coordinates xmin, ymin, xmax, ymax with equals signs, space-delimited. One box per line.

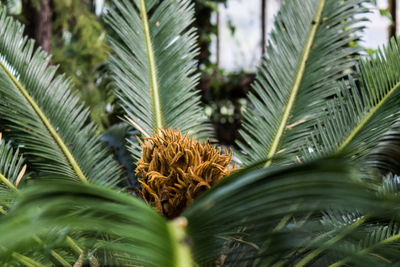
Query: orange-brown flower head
xmin=136 ymin=128 xmax=237 ymax=219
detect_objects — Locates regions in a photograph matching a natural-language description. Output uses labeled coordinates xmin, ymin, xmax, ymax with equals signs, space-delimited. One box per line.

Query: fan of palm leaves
xmin=0 ymin=135 xmax=83 ymax=267
xmin=106 ymin=0 xmax=212 ymax=141
xmin=306 ymin=38 xmax=400 ymax=168
xmin=237 ymin=0 xmax=368 ymax=166
xmin=0 ymin=8 xmax=121 ymax=186
xmin=1 ymin=159 xmax=400 ymax=266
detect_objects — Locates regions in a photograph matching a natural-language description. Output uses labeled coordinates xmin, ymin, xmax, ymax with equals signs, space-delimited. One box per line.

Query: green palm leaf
xmin=1 ymin=160 xmax=400 ymax=266
xmin=0 ymin=160 xmax=386 ymax=266
xmin=0 ymin=181 xmax=193 ymax=267
xmin=0 ymin=136 xmax=73 ymax=266
xmin=327 ymin=222 xmax=400 ymax=267
xmin=106 ymin=0 xmax=212 ymax=140
xmin=237 ymin=0 xmax=367 ymax=166
xmin=183 ymin=159 xmax=398 ymax=266
xmin=0 ymin=134 xmax=26 ymax=193
xmin=0 ymin=8 xmax=121 ymax=186
xmin=288 ymin=35 xmax=400 ymax=267
xmin=307 ymin=38 xmax=400 ymax=163
xmin=286 ymin=173 xmax=400 ymax=267
xmin=366 ymin=121 xmax=400 ymax=174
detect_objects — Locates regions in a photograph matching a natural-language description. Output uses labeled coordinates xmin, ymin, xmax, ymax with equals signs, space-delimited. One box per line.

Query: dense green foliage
xmin=0 ymin=0 xmax=399 ymax=266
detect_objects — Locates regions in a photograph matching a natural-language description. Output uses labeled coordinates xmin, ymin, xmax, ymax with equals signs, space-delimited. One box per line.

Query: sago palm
xmin=0 ymin=0 xmax=399 ymax=266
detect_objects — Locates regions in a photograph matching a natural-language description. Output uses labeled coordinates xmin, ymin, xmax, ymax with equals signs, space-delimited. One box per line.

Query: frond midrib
xmin=10 ymin=252 xmax=47 ymax=267
xmin=0 ymin=164 xmax=18 ymax=192
xmin=0 ymin=172 xmax=17 ymax=192
xmin=265 ymin=0 xmax=326 ymax=167
xmin=0 ymin=154 xmax=75 ymax=267
xmin=294 ymin=216 xmax=367 ymax=267
xmin=336 ymin=80 xmax=400 ymax=154
xmin=139 ymin=0 xmax=164 ymax=132
xmin=0 ymin=60 xmax=88 ymax=183
xmin=167 ymin=219 xmax=193 ymax=267
xmin=329 ymin=229 xmax=400 ymax=267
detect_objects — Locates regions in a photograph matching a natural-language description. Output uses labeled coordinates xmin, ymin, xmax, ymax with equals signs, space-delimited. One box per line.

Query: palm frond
xmin=310 ymin=211 xmax=400 ymax=266
xmin=237 ymin=0 xmax=367 ymax=166
xmin=327 ymin=222 xmax=400 ymax=267
xmin=380 ymin=173 xmax=400 ymax=194
xmin=1 ymin=160 xmax=400 ymax=266
xmin=0 ymin=181 xmax=193 ymax=266
xmin=283 ymin=172 xmax=400 ymax=267
xmin=366 ymin=121 xmax=400 ymax=175
xmin=106 ymin=0 xmax=212 ymax=140
xmin=183 ymin=158 xmax=398 ymax=265
xmin=306 ymin=38 xmax=400 ymax=164
xmin=0 ymin=134 xmax=26 ymax=194
xmin=0 ymin=8 xmax=121 ymax=186
xmin=0 ymin=136 xmax=88 ymax=267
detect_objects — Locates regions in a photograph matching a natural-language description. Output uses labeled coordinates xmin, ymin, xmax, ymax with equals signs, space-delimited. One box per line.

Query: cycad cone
xmin=136 ymin=128 xmax=237 ymax=219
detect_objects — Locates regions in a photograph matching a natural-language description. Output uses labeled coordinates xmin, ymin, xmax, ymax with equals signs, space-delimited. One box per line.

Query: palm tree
xmin=0 ymin=0 xmax=400 ymax=266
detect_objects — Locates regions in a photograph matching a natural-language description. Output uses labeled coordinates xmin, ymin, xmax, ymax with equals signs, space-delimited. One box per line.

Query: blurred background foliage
xmin=0 ymin=0 xmax=397 ymax=144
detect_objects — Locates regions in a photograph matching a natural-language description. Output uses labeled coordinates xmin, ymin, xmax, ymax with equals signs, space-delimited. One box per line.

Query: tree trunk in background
xmin=389 ymin=0 xmax=397 ymax=38
xmin=261 ymin=0 xmax=267 ymax=54
xmin=22 ymin=0 xmax=52 ymax=54
xmin=36 ymin=0 xmax=52 ymax=53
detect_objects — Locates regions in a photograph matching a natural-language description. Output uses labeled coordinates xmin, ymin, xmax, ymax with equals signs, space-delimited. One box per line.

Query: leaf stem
xmin=329 ymin=226 xmax=400 ymax=267
xmin=167 ymin=217 xmax=193 ymax=267
xmin=0 ymin=60 xmax=88 ymax=183
xmin=66 ymin=236 xmax=83 ymax=255
xmin=294 ymin=216 xmax=367 ymax=267
xmin=336 ymin=80 xmax=400 ymax=153
xmin=139 ymin=0 xmax=164 ymax=133
xmin=33 ymin=236 xmax=71 ymax=267
xmin=124 ymin=115 xmax=151 ymax=138
xmin=265 ymin=0 xmax=325 ymax=167
xmin=0 ymin=170 xmax=78 ymax=266
xmin=0 ymin=172 xmax=17 ymax=192
xmin=11 ymin=251 xmax=47 ymax=267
